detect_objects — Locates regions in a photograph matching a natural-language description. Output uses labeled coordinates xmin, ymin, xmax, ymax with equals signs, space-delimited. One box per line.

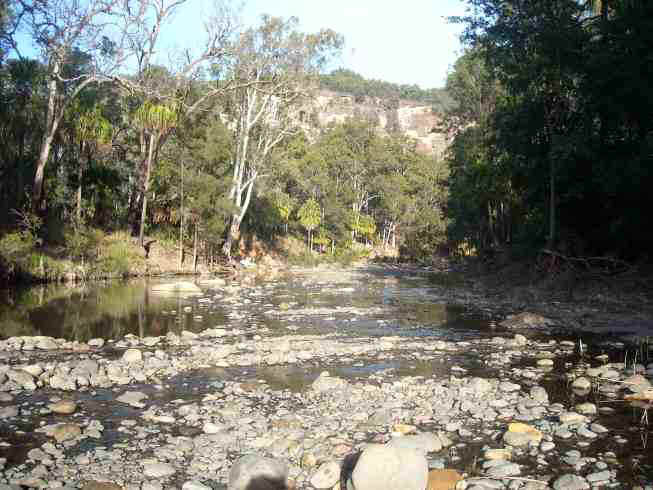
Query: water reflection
xmin=0 ymin=280 xmax=227 ymax=342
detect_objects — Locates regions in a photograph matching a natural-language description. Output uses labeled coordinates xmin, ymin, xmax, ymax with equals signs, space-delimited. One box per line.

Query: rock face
xmin=227 ymin=455 xmax=288 ymax=490
xmin=350 ymin=444 xmax=428 ymax=490
xmin=304 ymin=90 xmax=448 ymax=157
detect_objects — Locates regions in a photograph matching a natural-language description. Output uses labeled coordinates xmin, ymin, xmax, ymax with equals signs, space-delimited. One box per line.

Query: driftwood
xmin=536 ymin=248 xmax=631 ymax=277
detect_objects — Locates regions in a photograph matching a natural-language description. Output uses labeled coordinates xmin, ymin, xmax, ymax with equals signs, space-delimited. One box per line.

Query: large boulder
xmin=228 ymin=455 xmax=288 ymax=490
xmin=350 ymin=443 xmax=428 ymax=490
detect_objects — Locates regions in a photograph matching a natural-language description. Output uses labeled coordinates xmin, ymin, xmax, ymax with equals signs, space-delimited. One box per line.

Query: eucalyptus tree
xmin=11 ymin=0 xmax=147 ymax=212
xmin=219 ymin=15 xmax=342 ymax=259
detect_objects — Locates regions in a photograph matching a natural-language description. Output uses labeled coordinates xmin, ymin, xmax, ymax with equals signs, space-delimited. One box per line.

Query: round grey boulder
xmin=228 ymin=455 xmax=288 ymax=490
xmin=351 ymin=443 xmax=427 ymax=490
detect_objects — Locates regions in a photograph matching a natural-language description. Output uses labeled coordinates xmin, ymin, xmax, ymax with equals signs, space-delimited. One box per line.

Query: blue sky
xmin=173 ymin=0 xmax=468 ymax=89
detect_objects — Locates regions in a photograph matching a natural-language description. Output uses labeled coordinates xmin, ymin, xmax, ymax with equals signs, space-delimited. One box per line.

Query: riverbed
xmin=0 ymin=265 xmax=651 ymax=489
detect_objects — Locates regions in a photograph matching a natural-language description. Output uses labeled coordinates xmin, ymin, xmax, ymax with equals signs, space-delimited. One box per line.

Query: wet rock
xmin=309 ymin=461 xmax=340 ymax=489
xmin=48 ymin=400 xmax=77 ymax=415
xmin=52 ymin=423 xmax=82 ymax=442
xmin=351 ymin=443 xmax=427 ymax=490
xmin=559 ymin=412 xmax=587 ymax=424
xmin=143 ymin=462 xmax=176 ymax=478
xmin=227 ymin=455 xmax=288 ymax=490
xmin=116 ymin=391 xmax=148 ymax=408
xmin=484 ymin=449 xmax=511 ymax=461
xmin=122 ymin=349 xmax=142 ymax=363
xmin=552 ymin=474 xmax=589 ymax=490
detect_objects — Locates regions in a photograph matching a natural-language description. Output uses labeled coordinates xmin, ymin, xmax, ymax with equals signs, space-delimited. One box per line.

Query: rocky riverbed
xmin=0 ymin=266 xmax=651 ymax=490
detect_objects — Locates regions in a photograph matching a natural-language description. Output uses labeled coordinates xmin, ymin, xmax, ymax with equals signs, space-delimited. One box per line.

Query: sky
xmin=172 ymin=0 xmax=468 ymax=89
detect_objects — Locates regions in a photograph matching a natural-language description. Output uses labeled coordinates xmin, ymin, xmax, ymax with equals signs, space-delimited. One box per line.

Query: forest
xmin=0 ymin=0 xmax=652 ymax=283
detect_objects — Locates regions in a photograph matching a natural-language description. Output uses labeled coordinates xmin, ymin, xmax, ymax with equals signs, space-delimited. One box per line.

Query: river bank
xmin=0 ymin=265 xmax=651 ymax=489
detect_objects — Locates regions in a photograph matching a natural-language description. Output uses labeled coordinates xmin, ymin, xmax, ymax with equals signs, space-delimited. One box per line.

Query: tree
xmin=220 ymin=15 xmax=342 ymax=259
xmin=74 ymin=103 xmax=112 ymax=222
xmin=298 ymin=198 xmax=321 ymax=251
xmin=13 ymin=0 xmax=143 ymax=212
xmin=132 ymin=101 xmax=178 ymax=244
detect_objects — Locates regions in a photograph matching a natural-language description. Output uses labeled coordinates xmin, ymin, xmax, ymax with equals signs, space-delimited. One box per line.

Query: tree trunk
xmin=193 ymin=221 xmax=198 ymax=273
xmin=222 ymin=215 xmax=241 ymax=260
xmin=32 ymin=60 xmax=62 ymax=212
xmin=547 ymin=159 xmax=556 ymax=249
xmin=178 ymin=160 xmax=184 ymax=271
xmin=139 ymin=133 xmax=156 ymax=246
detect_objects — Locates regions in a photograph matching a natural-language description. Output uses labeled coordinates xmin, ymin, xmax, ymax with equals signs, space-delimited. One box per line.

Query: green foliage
xmin=297 ymin=198 xmax=321 ymax=232
xmin=320 ymin=68 xmax=454 ymax=113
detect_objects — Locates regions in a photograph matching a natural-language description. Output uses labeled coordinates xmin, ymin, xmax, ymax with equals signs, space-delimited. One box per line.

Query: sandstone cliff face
xmin=305 ymin=90 xmax=448 ymax=157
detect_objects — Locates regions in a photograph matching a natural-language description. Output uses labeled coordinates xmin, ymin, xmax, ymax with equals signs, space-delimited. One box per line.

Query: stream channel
xmin=0 ymin=265 xmax=651 ymax=489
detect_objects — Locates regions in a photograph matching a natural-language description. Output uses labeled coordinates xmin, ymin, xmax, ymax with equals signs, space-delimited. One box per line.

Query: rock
xmin=485 ymin=461 xmax=521 ymax=478
xmin=537 ymin=359 xmax=554 ymax=367
xmin=388 ymin=433 xmax=443 ymax=454
xmin=48 ymin=400 xmax=77 ymax=415
xmin=571 ymin=377 xmax=591 ymax=390
xmin=392 ymin=424 xmax=417 ymax=435
xmin=530 ymin=386 xmax=549 ymax=403
xmin=309 ymin=461 xmax=340 ymax=489
xmin=88 ymin=338 xmax=105 ymax=348
xmin=467 ymin=378 xmax=493 ymax=395
xmin=427 ymin=469 xmax=463 ymax=490
xmin=500 ymin=312 xmax=555 ymax=329
xmin=52 ymin=423 xmax=82 ymax=443
xmin=203 ymin=422 xmax=223 ymax=434
xmin=81 ymin=482 xmax=122 ymax=490
xmin=311 ymin=372 xmax=349 ymax=393
xmin=122 ymin=349 xmax=142 ymax=363
xmin=228 ymin=455 xmax=288 ymax=490
xmin=151 ymin=282 xmax=202 ymax=294
xmin=484 ymin=449 xmax=511 ymax=461
xmin=182 ymin=482 xmax=211 ymax=490
xmin=552 ymin=474 xmax=589 ymax=490
xmin=574 ymin=403 xmax=597 ymax=415
xmin=0 ymin=406 xmax=18 ymax=418
xmin=7 ymin=370 xmax=36 ymax=390
xmin=351 ymin=443 xmax=428 ymax=490
xmin=559 ymin=412 xmax=587 ymax=424
xmin=143 ymin=463 xmax=176 ymax=478
xmin=623 ymin=374 xmax=652 ymax=393
xmin=116 ymin=391 xmax=148 ymax=408
xmin=0 ymin=393 xmax=13 ymax=402
xmin=586 ymin=471 xmax=611 ymax=483
xmin=503 ymin=423 xmax=542 ymax=447
xmin=22 ymin=365 xmax=43 ymax=377
xmin=36 ymin=337 xmax=59 ymax=350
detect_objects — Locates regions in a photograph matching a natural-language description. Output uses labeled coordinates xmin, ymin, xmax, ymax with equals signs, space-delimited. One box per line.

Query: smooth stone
xmin=228 ymin=455 xmax=288 ymax=490
xmin=52 ymin=424 xmax=81 ymax=443
xmin=116 ymin=391 xmax=147 ymax=408
xmin=574 ymin=403 xmax=597 ymax=415
xmin=552 ymin=474 xmax=589 ymax=490
xmin=0 ymin=406 xmax=18 ymax=418
xmin=571 ymin=377 xmax=591 ymax=390
xmin=309 ymin=461 xmax=340 ymax=489
xmin=559 ymin=412 xmax=587 ymax=424
xmin=486 ymin=462 xmax=521 ymax=478
xmin=182 ymin=482 xmax=211 ymax=490
xmin=352 ymin=444 xmax=428 ymax=490
xmin=484 ymin=449 xmax=512 ymax=461
xmin=88 ymin=339 xmax=105 ymax=348
xmin=122 ymin=349 xmax=142 ymax=363
xmin=143 ymin=463 xmax=176 ymax=478
xmin=48 ymin=400 xmax=77 ymax=415
xmin=387 ymin=433 xmax=443 ymax=454
xmin=427 ymin=469 xmax=463 ymax=490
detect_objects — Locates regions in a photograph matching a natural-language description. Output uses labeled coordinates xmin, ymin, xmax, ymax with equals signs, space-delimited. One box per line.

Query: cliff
xmin=304 ymin=90 xmax=448 ymax=157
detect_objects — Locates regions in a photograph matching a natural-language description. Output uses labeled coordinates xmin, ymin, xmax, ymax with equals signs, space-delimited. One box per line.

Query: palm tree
xmin=133 ymin=101 xmax=177 ymax=245
xmin=74 ymin=105 xmax=112 ymax=223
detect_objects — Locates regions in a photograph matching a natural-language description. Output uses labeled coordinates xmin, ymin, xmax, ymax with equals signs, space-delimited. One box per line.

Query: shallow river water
xmin=0 ymin=266 xmax=652 ymax=488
